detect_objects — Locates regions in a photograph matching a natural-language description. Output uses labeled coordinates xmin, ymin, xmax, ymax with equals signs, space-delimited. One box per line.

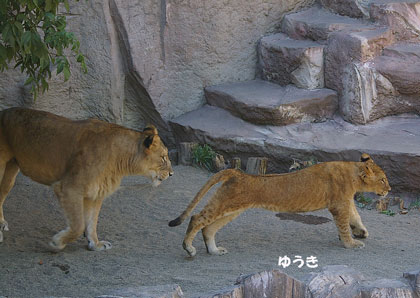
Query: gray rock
xmin=96 ymin=284 xmax=183 ymax=298
xmin=258 ymin=33 xmax=325 ymax=89
xmin=303 ymin=265 xmax=364 ymax=298
xmin=320 ymin=0 xmax=369 ymax=18
xmin=205 ymin=80 xmax=338 ymax=126
xmin=239 ymin=269 xmax=309 ymax=298
xmin=359 ymin=279 xmax=414 ymax=298
xmin=0 ymin=0 xmax=315 ymax=146
xmin=324 ymin=26 xmax=393 ymax=97
xmin=370 ymin=1 xmax=420 ymax=41
xmin=282 ymin=6 xmax=370 ymax=41
xmin=169 ymin=105 xmax=420 ymax=193
xmin=403 ymin=268 xmax=420 ymax=297
xmin=199 ymin=286 xmax=244 ymax=298
xmin=340 ymin=42 xmax=420 ymax=123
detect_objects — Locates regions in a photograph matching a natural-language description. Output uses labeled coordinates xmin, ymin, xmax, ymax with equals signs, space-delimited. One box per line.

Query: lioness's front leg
xmin=84 ymin=197 xmax=111 ymax=251
xmin=0 ymin=160 xmax=20 ymax=242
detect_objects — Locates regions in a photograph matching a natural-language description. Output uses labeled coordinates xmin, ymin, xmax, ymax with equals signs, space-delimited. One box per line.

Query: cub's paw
xmin=49 ymin=240 xmax=66 ymax=251
xmin=88 ymin=240 xmax=112 ymax=251
xmin=208 ymin=246 xmax=228 ymax=256
xmin=182 ymin=242 xmax=196 ymax=257
xmin=352 ymin=227 xmax=369 ymax=239
xmin=344 ymin=239 xmax=365 ymax=249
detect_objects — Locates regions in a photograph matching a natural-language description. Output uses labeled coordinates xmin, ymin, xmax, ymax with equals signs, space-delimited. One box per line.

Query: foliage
xmin=191 ymin=144 xmax=216 ymax=171
xmin=289 ymin=157 xmax=318 ymax=172
xmin=408 ymin=198 xmax=420 ymax=210
xmin=0 ymin=0 xmax=87 ymax=98
xmin=355 ymin=193 xmax=372 ymax=209
xmin=380 ymin=209 xmax=396 ymax=216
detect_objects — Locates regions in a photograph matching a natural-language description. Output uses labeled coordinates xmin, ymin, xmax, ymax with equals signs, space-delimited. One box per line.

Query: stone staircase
xmin=169 ymin=1 xmax=420 ymax=193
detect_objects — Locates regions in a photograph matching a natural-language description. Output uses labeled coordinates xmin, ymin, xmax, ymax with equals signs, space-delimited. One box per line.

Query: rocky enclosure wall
xmin=0 ymin=0 xmax=314 ymax=146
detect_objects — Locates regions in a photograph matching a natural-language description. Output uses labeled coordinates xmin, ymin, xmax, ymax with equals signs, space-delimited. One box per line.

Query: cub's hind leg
xmin=84 ymin=197 xmax=111 ymax=251
xmin=183 ymin=210 xmax=219 ymax=257
xmin=50 ymin=183 xmax=85 ymax=250
xmin=329 ymin=206 xmax=364 ymax=248
xmin=349 ymin=200 xmax=368 ymax=239
xmin=202 ymin=211 xmax=242 ymax=256
xmin=0 ymin=159 xmax=19 ymax=242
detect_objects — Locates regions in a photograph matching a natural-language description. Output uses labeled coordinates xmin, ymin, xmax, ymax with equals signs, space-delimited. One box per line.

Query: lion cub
xmin=169 ymin=154 xmax=390 ymax=257
xmin=0 ymin=108 xmax=173 ymax=251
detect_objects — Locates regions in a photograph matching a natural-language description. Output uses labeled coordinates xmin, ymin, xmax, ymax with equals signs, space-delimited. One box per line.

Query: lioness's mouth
xmin=377 ymin=191 xmax=388 ymax=197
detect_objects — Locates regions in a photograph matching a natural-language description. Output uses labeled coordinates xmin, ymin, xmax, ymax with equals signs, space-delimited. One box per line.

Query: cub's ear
xmin=143 ymin=125 xmax=158 ymax=135
xmin=360 ymin=153 xmax=371 ymax=162
xmin=360 ymin=163 xmax=374 ymax=181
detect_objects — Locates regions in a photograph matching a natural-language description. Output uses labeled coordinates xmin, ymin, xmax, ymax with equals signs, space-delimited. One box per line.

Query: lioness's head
xmin=359 ymin=153 xmax=391 ymax=196
xmin=140 ymin=125 xmax=173 ymax=187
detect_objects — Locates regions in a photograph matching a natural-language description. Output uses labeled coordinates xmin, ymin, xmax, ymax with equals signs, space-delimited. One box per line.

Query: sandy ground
xmin=1 ymin=165 xmax=420 ymax=297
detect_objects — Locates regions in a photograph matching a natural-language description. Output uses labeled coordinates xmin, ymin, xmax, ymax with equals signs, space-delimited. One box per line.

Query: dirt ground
xmin=1 ymin=165 xmax=419 ymax=297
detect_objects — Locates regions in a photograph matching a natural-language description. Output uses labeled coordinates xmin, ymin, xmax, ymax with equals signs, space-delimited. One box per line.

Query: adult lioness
xmin=0 ymin=107 xmax=173 ymax=251
xmin=169 ymin=154 xmax=390 ymax=256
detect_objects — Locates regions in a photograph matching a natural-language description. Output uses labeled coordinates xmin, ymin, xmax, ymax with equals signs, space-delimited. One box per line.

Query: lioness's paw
xmin=344 ymin=239 xmax=365 ymax=249
xmin=88 ymin=240 xmax=112 ymax=251
xmin=0 ymin=220 xmax=9 ymax=232
xmin=182 ymin=242 xmax=196 ymax=257
xmin=209 ymin=246 xmax=228 ymax=256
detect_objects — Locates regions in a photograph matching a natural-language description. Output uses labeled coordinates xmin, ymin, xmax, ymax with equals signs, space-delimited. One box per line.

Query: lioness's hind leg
xmin=329 ymin=207 xmax=364 ymax=249
xmin=50 ymin=186 xmax=85 ymax=250
xmin=349 ymin=201 xmax=368 ymax=239
xmin=84 ymin=197 xmax=111 ymax=251
xmin=202 ymin=211 xmax=242 ymax=256
xmin=0 ymin=159 xmax=19 ymax=242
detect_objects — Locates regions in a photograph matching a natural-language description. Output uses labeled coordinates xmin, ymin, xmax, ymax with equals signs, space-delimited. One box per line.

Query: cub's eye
xmin=381 ymin=178 xmax=385 ymax=184
xmin=161 ymin=156 xmax=166 ymax=163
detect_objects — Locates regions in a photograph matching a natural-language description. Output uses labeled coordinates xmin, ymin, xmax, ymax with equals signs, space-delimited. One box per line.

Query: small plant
xmin=355 ymin=193 xmax=372 ymax=208
xmin=191 ymin=144 xmax=216 ymax=171
xmin=289 ymin=157 xmax=318 ymax=172
xmin=381 ymin=210 xmax=396 ymax=216
xmin=408 ymin=198 xmax=420 ymax=210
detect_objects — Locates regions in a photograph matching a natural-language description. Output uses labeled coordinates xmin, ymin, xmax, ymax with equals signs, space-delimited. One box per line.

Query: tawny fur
xmin=169 ymin=154 xmax=391 ymax=257
xmin=0 ymin=107 xmax=173 ymax=251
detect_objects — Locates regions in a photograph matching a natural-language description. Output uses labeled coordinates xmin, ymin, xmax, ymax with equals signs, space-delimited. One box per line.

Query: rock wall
xmin=0 ymin=0 xmax=314 ymax=146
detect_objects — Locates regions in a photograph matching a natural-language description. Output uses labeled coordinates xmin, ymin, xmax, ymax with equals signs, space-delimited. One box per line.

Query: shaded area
xmin=276 ymin=213 xmax=332 ymax=225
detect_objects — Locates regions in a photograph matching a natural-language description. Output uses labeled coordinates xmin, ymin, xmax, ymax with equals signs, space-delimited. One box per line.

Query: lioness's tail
xmin=168 ymin=169 xmax=238 ymax=227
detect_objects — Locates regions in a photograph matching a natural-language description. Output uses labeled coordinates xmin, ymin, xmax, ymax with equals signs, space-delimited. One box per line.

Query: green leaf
xmin=63 ymin=64 xmax=70 ymax=81
xmin=64 ymin=0 xmax=70 ymax=12
xmin=24 ymin=76 xmax=34 ymax=85
xmin=45 ymin=0 xmax=52 ymax=12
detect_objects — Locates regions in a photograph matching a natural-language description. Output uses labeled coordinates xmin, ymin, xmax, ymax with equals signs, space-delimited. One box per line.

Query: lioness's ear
xmin=143 ymin=125 xmax=158 ymax=135
xmin=360 ymin=153 xmax=371 ymax=162
xmin=143 ymin=135 xmax=155 ymax=149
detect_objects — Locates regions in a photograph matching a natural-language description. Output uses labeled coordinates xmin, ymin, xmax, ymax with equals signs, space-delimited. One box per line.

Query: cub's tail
xmin=168 ymin=169 xmax=238 ymax=227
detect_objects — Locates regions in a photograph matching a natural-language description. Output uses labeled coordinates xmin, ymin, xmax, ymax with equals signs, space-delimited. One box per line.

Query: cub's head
xmin=359 ymin=153 xmax=391 ymax=196
xmin=141 ymin=125 xmax=173 ymax=187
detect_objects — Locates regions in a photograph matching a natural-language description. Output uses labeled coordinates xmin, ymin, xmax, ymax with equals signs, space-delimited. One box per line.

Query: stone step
xmin=340 ymin=42 xmax=420 ymax=123
xmin=325 ymin=25 xmax=394 ymax=102
xmin=281 ymin=6 xmax=375 ymax=41
xmin=370 ymin=0 xmax=420 ymax=40
xmin=204 ymin=80 xmax=338 ymax=126
xmin=169 ymin=104 xmax=420 ymax=193
xmin=258 ymin=33 xmax=325 ymax=89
